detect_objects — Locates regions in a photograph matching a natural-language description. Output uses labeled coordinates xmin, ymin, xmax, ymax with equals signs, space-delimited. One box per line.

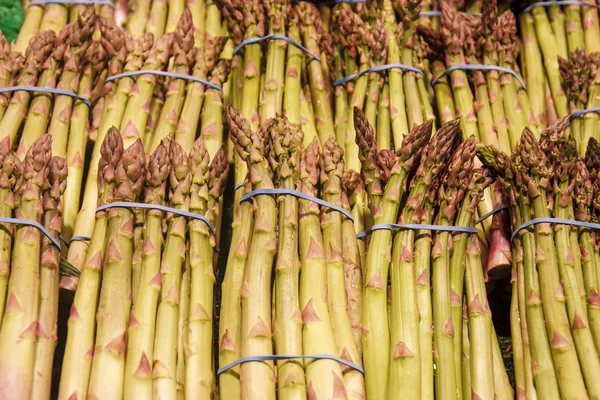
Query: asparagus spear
xmin=13 ymin=4 xmax=44 ymax=55
xmin=186 ymin=142 xmax=228 ymax=399
xmin=361 ymin=119 xmax=431 ymax=399
xmin=363 ymin=16 xmax=386 ymax=130
xmin=229 ymin=109 xmax=278 ymax=399
xmin=269 ymin=120 xmax=306 ymax=400
xmin=298 ymin=139 xmax=347 ymax=400
xmin=297 ymin=2 xmax=335 ymax=145
xmin=0 ymin=134 xmax=52 ymax=400
xmin=31 ymin=156 xmax=67 ymax=400
xmin=123 ymin=139 xmax=170 ymax=399
xmin=320 ymin=139 xmax=365 ymax=400
xmin=559 ymin=50 xmax=591 ymax=153
xmin=146 ymin=0 xmax=169 ymax=39
xmin=0 ymin=33 xmax=15 ymax=122
xmin=341 ymin=170 xmax=363 ymax=357
xmin=0 ymin=150 xmax=23 ymax=327
xmin=58 ymin=129 xmax=123 ymax=400
xmin=152 ymin=141 xmax=191 ymax=399
xmin=127 ymin=0 xmax=153 ymax=38
xmin=166 ymin=0 xmax=186 ymax=33
xmin=87 ymin=140 xmax=145 ymax=399
xmin=62 ymin=40 xmax=109 ymax=242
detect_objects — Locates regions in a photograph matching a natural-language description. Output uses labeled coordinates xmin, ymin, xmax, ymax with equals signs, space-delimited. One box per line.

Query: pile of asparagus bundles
xmin=63 ymin=8 xmax=230 ymax=288
xmin=59 ymin=129 xmax=228 ymax=399
xmin=0 ymin=135 xmax=67 ymax=400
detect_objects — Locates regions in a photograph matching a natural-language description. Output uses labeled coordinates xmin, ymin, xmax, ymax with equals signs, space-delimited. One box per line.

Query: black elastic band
xmin=96 ymin=202 xmax=215 ymax=234
xmin=0 ymin=86 xmax=92 ymax=108
xmin=334 ymin=63 xmax=425 ymax=87
xmin=475 ymin=204 xmax=510 ymax=225
xmin=511 ymin=217 xmax=600 ymax=242
xmin=240 ymin=189 xmax=354 ymax=222
xmin=521 ymin=1 xmax=599 ymax=15
xmin=570 ymin=107 xmax=600 ymax=121
xmin=105 ymin=70 xmax=222 ymax=92
xmin=356 ymin=223 xmax=478 ymax=240
xmin=218 ymin=354 xmax=364 ymax=377
xmin=0 ymin=217 xmax=60 ymax=249
xmin=232 ymin=34 xmax=321 ymax=62
xmin=419 ymin=10 xmax=482 ymax=17
xmin=431 ymin=64 xmax=527 ymax=90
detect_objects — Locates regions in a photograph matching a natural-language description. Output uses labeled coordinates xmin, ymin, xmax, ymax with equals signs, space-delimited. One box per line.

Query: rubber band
xmin=356 ymin=223 xmax=478 ymax=240
xmin=511 ymin=217 xmax=600 ymax=242
xmin=234 ymin=182 xmax=244 ymax=192
xmin=241 ymin=188 xmax=354 ymax=222
xmin=334 ymin=63 xmax=425 ymax=87
xmin=431 ymin=64 xmax=527 ymax=90
xmin=70 ymin=235 xmax=92 ymax=242
xmin=569 ymin=106 xmax=600 ymax=121
xmin=105 ymin=70 xmax=222 ymax=92
xmin=0 ymin=217 xmax=60 ymax=249
xmin=232 ymin=34 xmax=321 ymax=62
xmin=0 ymin=86 xmax=92 ymax=108
xmin=419 ymin=10 xmax=482 ymax=17
xmin=96 ymin=202 xmax=215 ymax=234
xmin=475 ymin=204 xmax=510 ymax=225
xmin=520 ymin=1 xmax=599 ymax=15
xmin=218 ymin=354 xmax=364 ymax=377
xmin=28 ymin=0 xmax=115 ymax=7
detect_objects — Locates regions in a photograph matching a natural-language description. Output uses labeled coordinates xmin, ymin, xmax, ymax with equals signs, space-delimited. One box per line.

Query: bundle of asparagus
xmin=59 ymin=128 xmax=228 ymax=399
xmin=519 ymin=0 xmax=600 ymax=126
xmin=63 ymin=9 xmax=231 ymax=288
xmin=14 ymin=0 xmax=114 ymax=55
xmin=218 ymin=106 xmax=364 ymax=399
xmin=0 ymin=134 xmax=68 ymax=400
xmin=477 ymin=118 xmax=600 ymax=399
xmin=355 ymin=110 xmax=513 ymax=400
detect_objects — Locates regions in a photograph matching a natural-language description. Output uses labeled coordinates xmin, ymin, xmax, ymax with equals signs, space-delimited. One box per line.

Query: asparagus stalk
xmin=270 ymin=121 xmax=306 ymax=400
xmin=166 ymin=0 xmax=186 ymax=33
xmin=0 ymin=34 xmax=15 ymax=122
xmin=147 ymin=9 xmax=195 ymax=152
xmin=298 ymin=139 xmax=347 ymax=400
xmin=39 ymin=2 xmax=68 ymax=33
xmin=582 ymin=0 xmax=600 ymax=53
xmin=58 ymin=129 xmax=123 ymax=400
xmin=282 ymin=9 xmax=303 ymax=128
xmin=363 ymin=16 xmax=386 ymax=129
xmin=123 ymin=139 xmax=170 ymax=399
xmin=185 ymin=142 xmax=228 ymax=399
xmin=13 ymin=5 xmax=44 ymax=55
xmin=0 ymin=150 xmax=22 ymax=327
xmin=31 ymin=156 xmax=67 ymax=400
xmin=87 ymin=140 xmax=145 ymax=399
xmin=200 ymin=57 xmax=231 ymax=159
xmin=361 ymin=119 xmax=431 ymax=399
xmin=341 ymin=170 xmax=363 ymax=357
xmin=297 ymin=2 xmax=335 ymax=144
xmin=582 ymin=144 xmax=600 ymax=350
xmin=152 ymin=141 xmax=191 ymax=399
xmin=127 ymin=0 xmax=153 ymax=38
xmin=62 ymin=40 xmax=109 ymax=242
xmin=0 ymin=134 xmax=52 ymax=400
xmin=146 ymin=0 xmax=168 ymax=39
xmin=188 ymin=0 xmax=206 ymax=47
xmin=0 ymin=31 xmax=55 ymax=150
xmin=320 ymin=139 xmax=364 ymax=400
xmin=229 ymin=109 xmax=278 ymax=400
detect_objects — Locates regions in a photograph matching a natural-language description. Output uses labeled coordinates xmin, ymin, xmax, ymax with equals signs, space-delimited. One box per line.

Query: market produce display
xmin=4 ymin=0 xmax=600 ymax=398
